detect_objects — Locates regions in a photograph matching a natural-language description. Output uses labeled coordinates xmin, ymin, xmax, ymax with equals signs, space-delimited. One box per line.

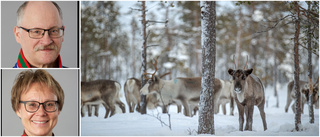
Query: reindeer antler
xmin=143 ymin=57 xmax=159 ymax=80
xmin=243 ymin=55 xmax=248 ymax=70
xmin=160 ymin=72 xmax=171 ymax=79
xmin=233 ymin=55 xmax=237 ymax=70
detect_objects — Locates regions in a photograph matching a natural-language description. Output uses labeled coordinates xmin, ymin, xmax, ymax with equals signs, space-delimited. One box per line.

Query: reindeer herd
xmin=81 ymin=56 xmax=319 ymax=131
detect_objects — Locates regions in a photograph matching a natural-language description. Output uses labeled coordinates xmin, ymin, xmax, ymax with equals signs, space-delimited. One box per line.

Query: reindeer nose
xmin=235 ymin=88 xmax=241 ymax=93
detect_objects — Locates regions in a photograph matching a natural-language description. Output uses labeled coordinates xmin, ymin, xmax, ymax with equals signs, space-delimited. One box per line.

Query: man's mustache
xmin=34 ymin=45 xmax=57 ymax=51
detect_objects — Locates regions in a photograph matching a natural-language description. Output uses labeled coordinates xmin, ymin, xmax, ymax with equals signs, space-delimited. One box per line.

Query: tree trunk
xmin=131 ymin=18 xmax=137 ymax=77
xmin=140 ymin=1 xmax=147 ymax=114
xmin=198 ymin=1 xmax=216 ymax=135
xmin=82 ymin=33 xmax=87 ymax=82
xmin=307 ymin=1 xmax=314 ymax=124
xmin=235 ymin=6 xmax=243 ymax=66
xmin=293 ymin=1 xmax=301 ymax=131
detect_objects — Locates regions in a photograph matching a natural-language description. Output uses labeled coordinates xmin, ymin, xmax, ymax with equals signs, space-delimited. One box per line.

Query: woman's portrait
xmin=2 ymin=69 xmax=79 ymax=136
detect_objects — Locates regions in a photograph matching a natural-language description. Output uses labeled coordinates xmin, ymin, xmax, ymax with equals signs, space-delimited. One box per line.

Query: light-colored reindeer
xmin=215 ymin=79 xmax=235 ymax=115
xmin=227 ymin=55 xmax=267 ymax=131
xmin=81 ymin=80 xmax=126 ymax=118
xmin=124 ymin=78 xmax=141 ymax=113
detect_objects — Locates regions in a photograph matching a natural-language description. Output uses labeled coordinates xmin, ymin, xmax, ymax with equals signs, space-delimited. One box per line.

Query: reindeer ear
xmin=244 ymin=69 xmax=253 ymax=76
xmin=228 ymin=69 xmax=234 ymax=75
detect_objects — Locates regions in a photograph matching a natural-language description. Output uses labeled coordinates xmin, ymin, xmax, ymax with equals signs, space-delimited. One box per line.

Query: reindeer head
xmin=141 ymin=57 xmax=161 ymax=95
xmin=228 ymin=69 xmax=253 ymax=94
xmin=228 ymin=55 xmax=252 ymax=94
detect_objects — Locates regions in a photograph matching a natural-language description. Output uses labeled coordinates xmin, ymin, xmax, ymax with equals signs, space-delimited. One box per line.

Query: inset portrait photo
xmin=2 ymin=69 xmax=79 ymax=136
xmin=1 ymin=1 xmax=79 ymax=68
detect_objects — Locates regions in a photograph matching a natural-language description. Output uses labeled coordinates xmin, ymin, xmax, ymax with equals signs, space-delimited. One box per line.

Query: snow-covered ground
xmin=81 ymin=84 xmax=319 ymax=136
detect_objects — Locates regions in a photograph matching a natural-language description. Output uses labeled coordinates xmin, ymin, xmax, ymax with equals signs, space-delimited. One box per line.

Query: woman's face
xmin=16 ymin=82 xmax=60 ymax=136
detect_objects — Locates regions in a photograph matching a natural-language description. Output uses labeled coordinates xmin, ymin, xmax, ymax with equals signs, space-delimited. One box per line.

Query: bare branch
xmin=299 ymin=44 xmax=319 ymax=57
xmin=255 ymin=15 xmax=293 ymax=34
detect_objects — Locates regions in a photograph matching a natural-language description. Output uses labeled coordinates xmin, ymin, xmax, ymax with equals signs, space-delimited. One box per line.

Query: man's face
xmin=16 ymin=82 xmax=60 ymax=136
xmin=14 ymin=1 xmax=64 ymax=67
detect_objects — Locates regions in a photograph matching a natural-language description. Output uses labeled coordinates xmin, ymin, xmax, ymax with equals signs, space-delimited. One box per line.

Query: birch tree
xmin=198 ymin=1 xmax=216 ymax=135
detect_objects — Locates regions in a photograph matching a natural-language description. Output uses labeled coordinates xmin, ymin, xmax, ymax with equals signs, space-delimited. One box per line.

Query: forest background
xmin=81 ymin=1 xmax=319 ymax=93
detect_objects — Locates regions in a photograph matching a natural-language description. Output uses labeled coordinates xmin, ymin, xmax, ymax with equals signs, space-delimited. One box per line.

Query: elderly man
xmin=13 ymin=1 xmax=65 ymax=68
xmin=11 ymin=69 xmax=65 ymax=136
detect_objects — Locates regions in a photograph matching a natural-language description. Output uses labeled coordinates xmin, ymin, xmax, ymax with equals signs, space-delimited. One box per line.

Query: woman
xmin=11 ymin=69 xmax=64 ymax=136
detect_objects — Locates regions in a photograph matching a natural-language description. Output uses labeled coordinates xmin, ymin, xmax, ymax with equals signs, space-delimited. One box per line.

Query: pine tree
xmin=307 ymin=1 xmax=314 ymax=124
xmin=198 ymin=1 xmax=216 ymax=135
xmin=140 ymin=1 xmax=147 ymax=114
xmin=293 ymin=1 xmax=301 ymax=131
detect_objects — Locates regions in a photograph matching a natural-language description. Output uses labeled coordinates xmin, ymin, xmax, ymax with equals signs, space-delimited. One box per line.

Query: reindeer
xmin=302 ymin=79 xmax=319 ymax=109
xmin=140 ymin=57 xmax=222 ymax=117
xmin=228 ymin=55 xmax=267 ymax=131
xmin=285 ymin=78 xmax=319 ymax=113
xmin=81 ymin=80 xmax=126 ymax=118
xmin=215 ymin=79 xmax=235 ymax=115
xmin=124 ymin=78 xmax=141 ymax=113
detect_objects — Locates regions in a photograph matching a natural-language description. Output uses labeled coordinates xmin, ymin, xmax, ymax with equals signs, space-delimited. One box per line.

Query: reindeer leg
xmin=258 ymin=100 xmax=267 ymax=131
xmin=193 ymin=106 xmax=199 ymax=116
xmin=236 ymin=100 xmax=244 ymax=131
xmin=108 ymin=103 xmax=116 ymax=117
xmin=81 ymin=104 xmax=85 ymax=117
xmin=301 ymin=96 xmax=305 ymax=114
xmin=177 ymin=104 xmax=182 ymax=113
xmin=162 ymin=105 xmax=168 ymax=113
xmin=181 ymin=99 xmax=191 ymax=117
xmin=87 ymin=105 xmax=92 ymax=117
xmin=285 ymin=89 xmax=292 ymax=113
xmin=244 ymin=105 xmax=249 ymax=131
xmin=101 ymin=103 xmax=110 ymax=118
xmin=291 ymin=102 xmax=296 ymax=113
xmin=136 ymin=103 xmax=141 ymax=112
xmin=128 ymin=101 xmax=134 ymax=113
xmin=132 ymin=102 xmax=136 ymax=113
xmin=102 ymin=95 xmax=116 ymax=117
xmin=116 ymin=100 xmax=126 ymax=113
xmin=222 ymin=104 xmax=227 ymax=115
xmin=230 ymin=97 xmax=234 ymax=116
xmin=246 ymin=101 xmax=254 ymax=131
xmin=125 ymin=93 xmax=133 ymax=113
xmin=94 ymin=104 xmax=99 ymax=117
xmin=215 ymin=103 xmax=220 ymax=114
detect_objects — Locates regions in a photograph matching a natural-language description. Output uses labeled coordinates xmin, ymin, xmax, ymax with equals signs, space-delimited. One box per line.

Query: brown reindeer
xmin=228 ymin=55 xmax=267 ymax=131
xmin=81 ymin=80 xmax=126 ymax=118
xmin=140 ymin=57 xmax=222 ymax=117
xmin=124 ymin=78 xmax=141 ymax=113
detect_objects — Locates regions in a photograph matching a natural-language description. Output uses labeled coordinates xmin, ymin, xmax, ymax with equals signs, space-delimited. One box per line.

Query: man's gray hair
xmin=16 ymin=1 xmax=63 ymax=26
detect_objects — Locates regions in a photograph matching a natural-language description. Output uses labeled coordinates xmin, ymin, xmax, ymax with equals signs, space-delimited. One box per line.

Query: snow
xmin=81 ymin=84 xmax=319 ymax=136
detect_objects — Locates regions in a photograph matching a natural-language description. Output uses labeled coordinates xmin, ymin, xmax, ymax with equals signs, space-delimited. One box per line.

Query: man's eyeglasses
xmin=19 ymin=101 xmax=59 ymax=113
xmin=18 ymin=26 xmax=64 ymax=39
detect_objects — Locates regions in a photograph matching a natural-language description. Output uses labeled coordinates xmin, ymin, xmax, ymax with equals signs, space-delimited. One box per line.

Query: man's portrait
xmin=1 ymin=1 xmax=78 ymax=68
xmin=2 ymin=69 xmax=79 ymax=136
